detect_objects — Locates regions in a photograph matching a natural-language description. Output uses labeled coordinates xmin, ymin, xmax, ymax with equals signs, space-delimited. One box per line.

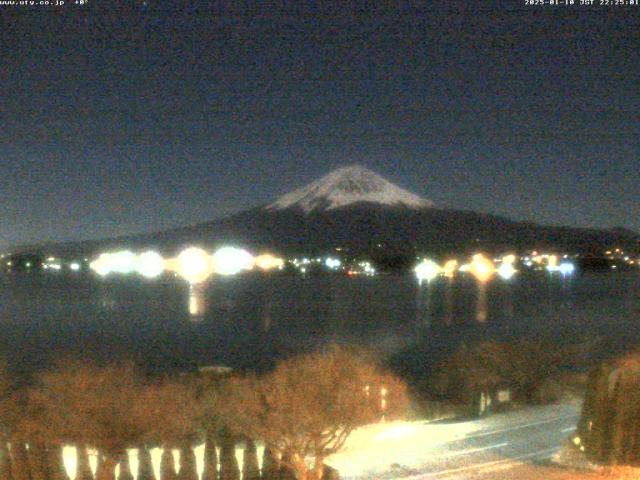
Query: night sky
xmin=1 ymin=1 xmax=638 ymax=249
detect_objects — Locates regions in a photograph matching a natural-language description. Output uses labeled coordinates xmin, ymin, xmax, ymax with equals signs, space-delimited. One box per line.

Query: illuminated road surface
xmin=328 ymin=401 xmax=580 ymax=480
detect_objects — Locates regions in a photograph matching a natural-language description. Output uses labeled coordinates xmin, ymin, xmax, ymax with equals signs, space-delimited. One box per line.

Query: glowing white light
xmin=69 ymin=262 xmax=81 ymax=271
xmin=89 ymin=251 xmax=137 ymax=277
xmin=559 ymin=262 xmax=575 ymax=275
xmin=135 ymin=251 xmax=165 ymax=279
xmin=62 ymin=446 xmax=77 ymax=480
xmin=109 ymin=250 xmax=136 ymax=274
xmin=415 ymin=259 xmax=441 ymax=284
xmin=90 ymin=254 xmax=112 ymax=276
xmin=497 ymin=263 xmax=517 ymax=280
xmin=176 ymin=247 xmax=213 ymax=284
xmin=325 ymin=257 xmax=341 ymax=269
xmin=211 ymin=247 xmax=254 ymax=276
xmin=87 ymin=448 xmax=98 ymax=477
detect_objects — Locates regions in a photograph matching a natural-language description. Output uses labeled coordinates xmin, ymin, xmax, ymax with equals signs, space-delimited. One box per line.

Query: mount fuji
xmin=267 ymin=165 xmax=433 ymax=213
xmin=21 ymin=165 xmax=640 ymax=261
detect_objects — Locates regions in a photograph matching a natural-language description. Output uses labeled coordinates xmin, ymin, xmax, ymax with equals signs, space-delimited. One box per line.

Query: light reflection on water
xmin=0 ymin=271 xmax=638 ymax=373
xmin=188 ymin=283 xmax=207 ymax=318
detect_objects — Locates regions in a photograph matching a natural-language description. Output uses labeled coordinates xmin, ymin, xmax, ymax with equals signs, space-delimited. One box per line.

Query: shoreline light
xmin=89 ymin=250 xmax=136 ymax=276
xmin=325 ymin=257 xmax=341 ymax=269
xmin=255 ymin=253 xmax=285 ymax=271
xmin=211 ymin=247 xmax=254 ymax=276
xmin=469 ymin=254 xmax=495 ymax=283
xmin=111 ymin=250 xmax=136 ymax=274
xmin=135 ymin=251 xmax=165 ymax=279
xmin=415 ymin=259 xmax=441 ymax=284
xmin=175 ymin=247 xmax=214 ymax=284
xmin=442 ymin=260 xmax=458 ymax=278
xmin=558 ymin=262 xmax=576 ymax=275
xmin=497 ymin=263 xmax=517 ymax=280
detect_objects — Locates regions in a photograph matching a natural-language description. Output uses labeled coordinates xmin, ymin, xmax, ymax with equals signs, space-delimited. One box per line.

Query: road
xmin=328 ymin=401 xmax=581 ymax=480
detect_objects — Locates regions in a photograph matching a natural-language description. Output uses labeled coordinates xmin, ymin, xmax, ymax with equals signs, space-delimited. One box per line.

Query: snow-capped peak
xmin=267 ymin=165 xmax=433 ymax=213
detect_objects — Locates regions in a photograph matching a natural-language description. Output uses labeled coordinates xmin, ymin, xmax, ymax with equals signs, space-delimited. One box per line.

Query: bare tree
xmin=218 ymin=431 xmax=239 ymax=480
xmin=9 ymin=439 xmax=30 ymax=480
xmin=159 ymin=450 xmax=176 ymax=480
xmin=45 ymin=446 xmax=68 ymax=480
xmin=76 ymin=446 xmax=94 ymax=480
xmin=220 ymin=346 xmax=409 ymax=480
xmin=579 ymin=353 xmax=640 ymax=465
xmin=0 ymin=367 xmax=26 ymax=480
xmin=26 ymin=442 xmax=48 ymax=480
xmin=201 ymin=433 xmax=218 ymax=480
xmin=0 ymin=441 xmax=14 ymax=480
xmin=28 ymin=360 xmax=154 ymax=480
xmin=136 ymin=448 xmax=154 ymax=480
xmin=138 ymin=377 xmax=202 ymax=480
xmin=241 ymin=439 xmax=259 ymax=480
xmin=178 ymin=445 xmax=197 ymax=480
xmin=260 ymin=447 xmax=279 ymax=480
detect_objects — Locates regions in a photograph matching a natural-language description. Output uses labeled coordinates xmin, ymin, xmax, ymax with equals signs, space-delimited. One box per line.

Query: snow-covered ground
xmin=327 ymin=402 xmax=580 ymax=479
xmin=59 ymin=403 xmax=580 ymax=480
xmin=327 ymin=419 xmax=484 ymax=478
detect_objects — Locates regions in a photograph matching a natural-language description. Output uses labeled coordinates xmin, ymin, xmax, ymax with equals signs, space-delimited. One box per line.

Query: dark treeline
xmin=391 ymin=326 xmax=598 ymax=415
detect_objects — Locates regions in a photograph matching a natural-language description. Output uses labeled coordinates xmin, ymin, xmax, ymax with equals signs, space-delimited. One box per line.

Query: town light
xmin=110 ymin=250 xmax=137 ymax=274
xmin=442 ymin=260 xmax=458 ymax=278
xmin=559 ymin=262 xmax=575 ymax=275
xmin=254 ymin=253 xmax=285 ymax=271
xmin=325 ymin=257 xmax=341 ymax=269
xmin=211 ymin=247 xmax=254 ymax=276
xmin=415 ymin=259 xmax=441 ymax=284
xmin=502 ymin=254 xmax=517 ymax=265
xmin=135 ymin=251 xmax=165 ymax=279
xmin=90 ymin=254 xmax=111 ymax=277
xmin=497 ymin=262 xmax=517 ymax=280
xmin=175 ymin=247 xmax=214 ymax=284
xmin=89 ymin=251 xmax=136 ymax=276
xmin=469 ymin=254 xmax=495 ymax=283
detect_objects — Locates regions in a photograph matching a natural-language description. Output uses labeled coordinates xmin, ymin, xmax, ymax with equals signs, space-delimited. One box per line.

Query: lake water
xmin=1 ymin=270 xmax=639 ymax=377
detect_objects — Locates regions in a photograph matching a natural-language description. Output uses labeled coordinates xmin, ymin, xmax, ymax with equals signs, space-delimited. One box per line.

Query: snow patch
xmin=325 ymin=419 xmax=481 ymax=479
xmin=267 ymin=165 xmax=433 ymax=214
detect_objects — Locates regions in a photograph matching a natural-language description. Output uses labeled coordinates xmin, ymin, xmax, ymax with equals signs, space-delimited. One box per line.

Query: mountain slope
xmin=267 ymin=165 xmax=433 ymax=213
xmin=14 ymin=166 xmax=640 ymax=258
